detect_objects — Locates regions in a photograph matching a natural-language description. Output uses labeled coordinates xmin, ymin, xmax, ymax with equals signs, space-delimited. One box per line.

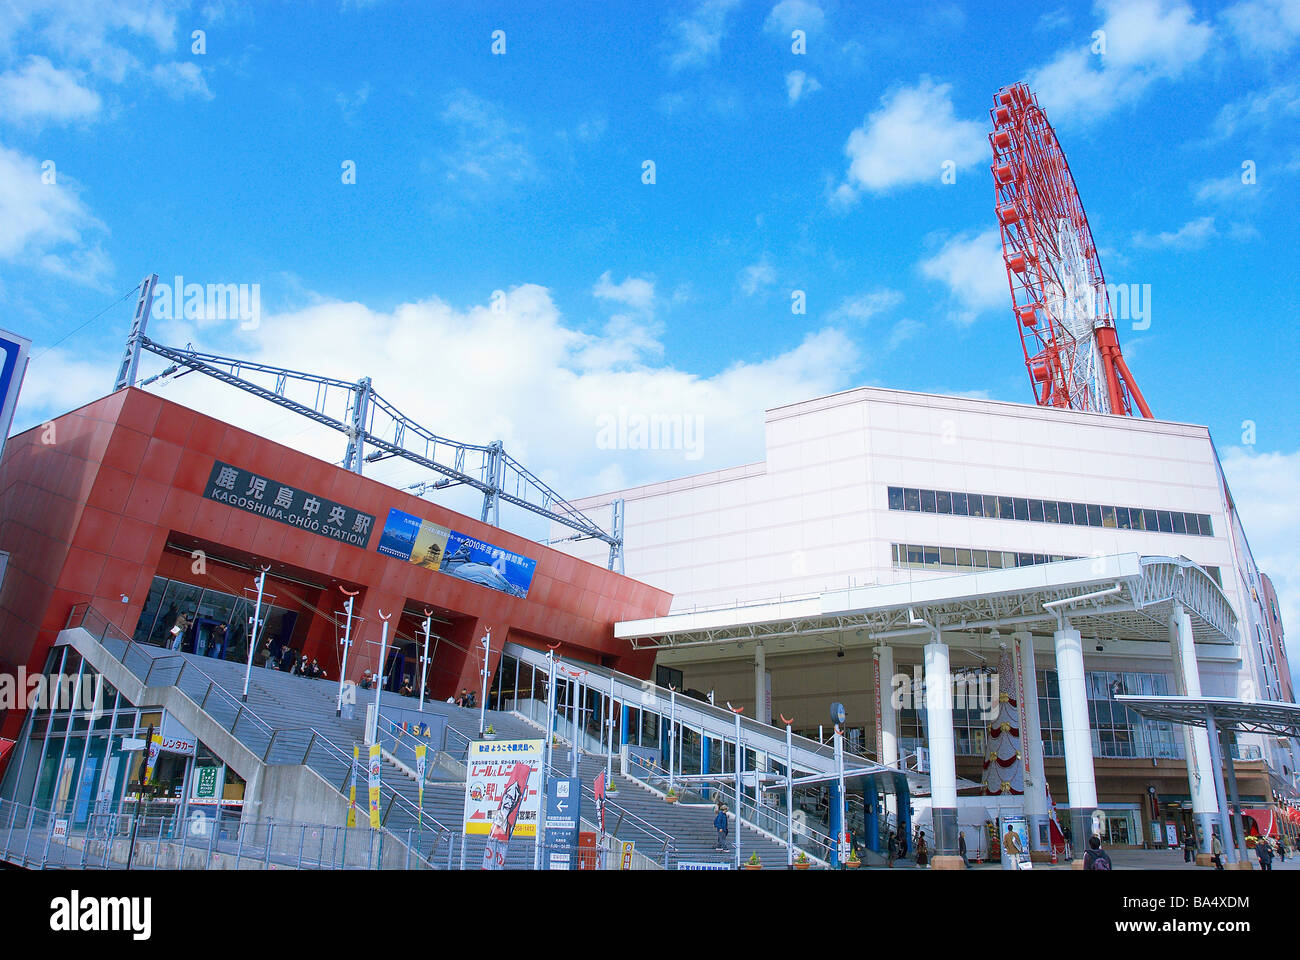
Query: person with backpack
xmin=1084 ymin=834 xmax=1112 ymax=870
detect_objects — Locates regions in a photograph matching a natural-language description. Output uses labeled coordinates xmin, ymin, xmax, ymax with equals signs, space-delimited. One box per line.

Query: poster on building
xmin=367 ymin=743 xmax=382 ymax=829
xmin=204 ymin=460 xmax=376 ymax=549
xmin=872 ymin=651 xmax=883 ymax=763
xmin=462 ymin=739 xmax=543 ymax=837
xmin=376 ymin=507 xmax=537 ymax=598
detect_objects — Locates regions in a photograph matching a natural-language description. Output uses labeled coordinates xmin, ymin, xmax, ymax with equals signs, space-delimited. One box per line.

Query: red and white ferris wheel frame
xmin=989 ymin=83 xmax=1152 ymax=419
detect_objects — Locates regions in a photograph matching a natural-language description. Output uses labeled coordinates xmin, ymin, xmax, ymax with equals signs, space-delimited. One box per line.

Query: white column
xmin=876 ymin=644 xmax=899 ymax=821
xmin=1054 ymin=623 xmax=1097 ymax=860
xmin=924 ymin=637 xmax=960 ymax=863
xmin=1169 ymin=599 xmax=1219 ymax=854
xmin=1013 ymin=631 xmax=1048 ymax=851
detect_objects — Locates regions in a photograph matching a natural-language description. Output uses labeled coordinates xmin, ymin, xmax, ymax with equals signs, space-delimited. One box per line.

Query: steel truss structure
xmin=113 ymin=274 xmax=624 ymax=570
xmin=990 ymin=83 xmax=1153 ymax=418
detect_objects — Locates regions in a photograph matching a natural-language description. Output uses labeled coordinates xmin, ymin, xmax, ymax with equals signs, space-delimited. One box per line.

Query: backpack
xmin=1087 ymin=850 xmax=1111 ymax=870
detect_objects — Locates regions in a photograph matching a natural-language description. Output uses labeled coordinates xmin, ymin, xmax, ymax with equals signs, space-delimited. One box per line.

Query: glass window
xmin=1142 ymin=509 xmax=1158 ymax=531
xmin=951 ymin=492 xmax=968 ymax=516
xmin=1028 ymin=499 xmax=1044 ymax=522
xmin=972 ymin=549 xmax=988 ymax=569
xmin=1016 ymin=552 xmax=1033 ymax=567
xmin=1116 ymin=506 xmax=1131 ymax=529
xmin=983 ymin=495 xmax=998 ymax=518
xmin=1198 ymin=514 xmax=1214 ymax=537
xmin=955 ymin=548 xmax=971 ymax=568
xmin=887 ymin=487 xmax=904 ymax=510
xmin=923 ymin=545 xmax=940 ymax=566
xmin=1043 ymin=500 xmax=1059 ymax=523
xmin=1156 ymin=510 xmax=1173 ymax=533
xmin=904 ymin=488 xmax=920 ymax=511
xmin=940 ymin=546 xmax=956 ymax=566
xmin=907 ymin=545 xmax=923 ymax=565
xmin=1171 ymin=512 xmax=1187 ymax=534
xmin=1013 ymin=498 xmax=1029 ymax=520
xmin=987 ymin=551 xmax=1003 ymax=568
xmin=1072 ymin=503 xmax=1089 ymax=525
xmin=936 ymin=491 xmax=951 ymax=514
xmin=967 ymin=494 xmax=984 ymax=517
xmin=891 ymin=543 xmax=900 ymax=564
xmin=1086 ymin=504 xmax=1103 ymax=526
xmin=1101 ymin=505 xmax=1117 ymax=528
xmin=920 ymin=489 xmax=937 ymax=513
xmin=1055 ymin=501 xmax=1073 ymax=525
xmin=997 ymin=496 xmax=1014 ymax=519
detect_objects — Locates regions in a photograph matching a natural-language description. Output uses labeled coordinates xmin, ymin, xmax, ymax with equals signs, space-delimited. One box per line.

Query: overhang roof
xmin=616 ymin=554 xmax=1237 ymax=651
xmin=1117 ymin=695 xmax=1300 ymax=739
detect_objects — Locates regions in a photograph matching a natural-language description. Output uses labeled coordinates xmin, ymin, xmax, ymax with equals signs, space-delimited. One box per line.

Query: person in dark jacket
xmin=1183 ymin=831 xmax=1195 ymax=863
xmin=714 ymin=805 xmax=729 ymax=850
xmin=1256 ymin=838 xmax=1274 ymax=871
xmin=1083 ymin=834 xmax=1112 ymax=870
xmin=958 ymin=830 xmax=968 ymax=866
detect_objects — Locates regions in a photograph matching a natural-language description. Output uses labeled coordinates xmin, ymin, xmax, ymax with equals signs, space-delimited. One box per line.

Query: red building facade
xmin=0 ymin=388 xmax=670 ymax=757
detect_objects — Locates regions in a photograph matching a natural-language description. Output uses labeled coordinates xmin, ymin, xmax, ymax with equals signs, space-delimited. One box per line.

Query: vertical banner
xmin=415 ymin=744 xmax=427 ymax=827
xmin=347 ymin=745 xmax=359 ymax=827
xmin=481 ymin=762 xmax=534 ymax=870
xmin=594 ymin=771 xmax=606 ymax=835
xmin=367 ymin=743 xmax=382 ymax=829
xmin=872 ymin=651 xmax=883 ymax=763
xmin=144 ymin=733 xmax=163 ymax=783
xmin=1013 ymin=637 xmax=1031 ymax=780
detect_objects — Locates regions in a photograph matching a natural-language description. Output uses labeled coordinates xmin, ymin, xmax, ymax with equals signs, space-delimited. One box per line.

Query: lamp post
xmin=535 ymin=645 xmax=558 ymax=871
xmin=728 ymin=703 xmax=744 ymax=870
xmin=418 ymin=610 xmax=433 ymax=713
xmin=667 ymin=685 xmax=677 ymax=794
xmin=241 ymin=566 xmax=269 ymax=703
xmin=780 ymin=713 xmax=795 ymax=868
xmin=336 ymin=587 xmax=358 ymax=717
xmin=478 ymin=629 xmax=491 ymax=736
xmin=368 ymin=611 xmax=391 ymax=746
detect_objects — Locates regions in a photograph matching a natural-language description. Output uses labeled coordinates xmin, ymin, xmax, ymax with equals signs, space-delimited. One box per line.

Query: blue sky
xmin=2 ymin=0 xmax=1299 ymax=668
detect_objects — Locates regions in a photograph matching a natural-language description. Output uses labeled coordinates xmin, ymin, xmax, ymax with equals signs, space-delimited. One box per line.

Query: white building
xmin=557 ymin=386 xmax=1291 ymax=859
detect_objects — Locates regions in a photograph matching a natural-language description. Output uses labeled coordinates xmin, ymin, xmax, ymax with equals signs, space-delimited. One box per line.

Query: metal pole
xmin=668 ymin=687 xmax=677 ymax=793
xmin=1222 ymin=728 xmax=1249 ymax=866
xmin=536 ymin=649 xmax=557 ymax=871
xmin=835 ymin=723 xmax=847 ymax=866
xmin=370 ymin=612 xmax=391 ymax=744
xmin=336 ymin=590 xmax=356 ymax=716
xmin=242 ymin=567 xmax=268 ymax=702
xmin=733 ymin=707 xmax=743 ymax=870
xmin=479 ymin=629 xmax=491 ymax=736
xmin=570 ymin=673 xmax=580 ymax=778
xmin=785 ymin=717 xmax=794 ymax=867
xmin=1203 ymin=709 xmax=1238 ymax=864
xmin=419 ymin=613 xmax=432 ymax=713
xmin=606 ymin=675 xmax=616 ymax=787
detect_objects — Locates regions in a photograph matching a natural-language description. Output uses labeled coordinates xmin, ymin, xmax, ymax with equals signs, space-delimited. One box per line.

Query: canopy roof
xmin=1116 ymin=694 xmax=1300 ymax=739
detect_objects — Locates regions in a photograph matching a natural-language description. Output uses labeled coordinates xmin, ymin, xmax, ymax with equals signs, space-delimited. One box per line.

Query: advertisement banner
xmin=144 ymin=733 xmax=163 ymax=783
xmin=462 ymin=739 xmax=543 ymax=837
xmin=348 ymin=745 xmax=359 ymax=828
xmin=415 ymin=744 xmax=427 ymax=827
xmin=481 ymin=761 xmax=535 ymax=871
xmin=376 ymin=507 xmax=537 ymax=598
xmin=872 ymin=651 xmax=883 ymax=763
xmin=367 ymin=744 xmax=382 ymax=829
xmin=594 ymin=771 xmax=606 ymax=835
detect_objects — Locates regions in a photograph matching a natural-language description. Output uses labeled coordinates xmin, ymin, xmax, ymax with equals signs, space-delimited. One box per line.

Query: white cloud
xmin=1132 ymin=215 xmax=1217 ymax=249
xmin=1211 ymin=83 xmax=1300 ymax=139
xmin=0 ymin=143 xmax=109 ymax=283
xmin=764 ymin=0 xmax=827 ymax=36
xmin=439 ymin=90 xmax=537 ymax=187
xmin=739 ymin=258 xmax=777 ymax=296
xmin=1028 ymin=0 xmax=1212 ymax=124
xmin=827 ymin=288 xmax=903 ymax=323
xmin=1222 ymin=0 xmax=1300 ymax=54
xmin=592 ymin=271 xmax=655 ymax=312
xmin=151 ymin=61 xmax=212 ymax=100
xmin=1219 ymin=446 xmax=1300 ymax=688
xmin=835 ymin=78 xmax=985 ymax=198
xmin=16 ymin=285 xmax=863 ymax=515
xmin=785 ymin=70 xmax=821 ymax=105
xmin=918 ymin=228 xmax=1006 ymax=323
xmin=666 ymin=0 xmax=742 ymax=72
xmin=0 ymin=56 xmax=101 ymax=124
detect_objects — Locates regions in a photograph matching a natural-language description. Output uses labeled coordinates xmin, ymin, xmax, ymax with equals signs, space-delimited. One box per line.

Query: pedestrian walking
xmin=714 ymin=804 xmax=729 ymax=851
xmin=1083 ymin=835 xmax=1112 ymax=870
xmin=916 ymin=830 xmax=929 ymax=867
xmin=886 ymin=830 xmax=896 ymax=868
xmin=1276 ymin=836 xmax=1287 ymax=862
xmin=1002 ymin=823 xmax=1024 ymax=870
xmin=1183 ymin=831 xmax=1195 ymax=863
xmin=958 ymin=830 xmax=968 ymax=866
xmin=1256 ymin=838 xmax=1274 ymax=871
xmin=1211 ymin=831 xmax=1224 ymax=870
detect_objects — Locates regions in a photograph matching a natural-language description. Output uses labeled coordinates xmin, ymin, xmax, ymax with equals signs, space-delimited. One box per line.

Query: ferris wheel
xmin=989 ymin=83 xmax=1152 ymax=418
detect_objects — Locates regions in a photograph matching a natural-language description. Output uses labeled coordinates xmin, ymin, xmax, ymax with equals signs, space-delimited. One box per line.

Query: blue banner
xmin=376 ymin=507 xmax=537 ymax=598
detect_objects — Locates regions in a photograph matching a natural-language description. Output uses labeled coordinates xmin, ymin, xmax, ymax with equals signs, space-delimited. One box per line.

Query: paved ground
xmin=954 ymin=847 xmax=1300 ymax=871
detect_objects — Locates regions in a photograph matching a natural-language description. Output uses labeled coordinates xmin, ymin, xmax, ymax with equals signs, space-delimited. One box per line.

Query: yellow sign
xmin=411 ymin=521 xmax=451 ymax=571
xmin=347 ymin=745 xmax=359 ymax=827
xmin=368 ymin=743 xmax=382 ymax=829
xmin=621 ymin=841 xmax=635 ymax=870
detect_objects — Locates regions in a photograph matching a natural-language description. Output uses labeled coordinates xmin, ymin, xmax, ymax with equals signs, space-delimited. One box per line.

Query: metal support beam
xmin=113 ymin=275 xmax=158 ymax=391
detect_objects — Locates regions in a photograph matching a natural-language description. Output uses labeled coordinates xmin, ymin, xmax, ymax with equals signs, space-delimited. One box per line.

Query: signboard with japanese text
xmin=204 ymin=460 xmax=376 ymax=548
xmin=462 ymin=739 xmax=543 ymax=837
xmin=545 ymin=777 xmax=581 ymax=871
xmin=191 ymin=764 xmax=224 ymax=802
xmin=376 ymin=507 xmax=537 ymax=598
xmin=367 ymin=744 xmax=382 ymax=829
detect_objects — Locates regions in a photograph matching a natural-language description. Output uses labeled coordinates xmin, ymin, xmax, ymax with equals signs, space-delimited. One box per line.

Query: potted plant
xmin=742 ymin=851 xmax=763 ymax=870
xmin=793 ymin=850 xmax=811 ymax=870
xmin=844 ymin=849 xmax=862 ymax=869
xmin=664 ymin=787 xmax=678 ymax=803
xmin=606 ymin=778 xmax=619 ymax=794
xmin=482 ymin=725 xmax=496 ymax=740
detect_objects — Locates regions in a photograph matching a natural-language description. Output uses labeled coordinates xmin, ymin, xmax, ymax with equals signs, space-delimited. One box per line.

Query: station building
xmin=555 ymin=385 xmax=1297 ymax=855
xmin=0 ymin=387 xmax=669 ymax=821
